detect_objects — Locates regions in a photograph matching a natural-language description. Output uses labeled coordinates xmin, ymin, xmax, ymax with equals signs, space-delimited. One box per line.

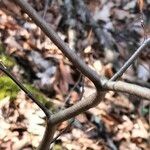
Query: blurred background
xmin=0 ymin=0 xmax=149 ymax=149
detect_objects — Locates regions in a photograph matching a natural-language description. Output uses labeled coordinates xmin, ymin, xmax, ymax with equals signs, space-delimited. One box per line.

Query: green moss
xmin=0 ymin=76 xmax=20 ymax=100
xmin=0 ymin=76 xmax=54 ymax=110
xmin=0 ymin=42 xmax=16 ymax=67
xmin=24 ymin=84 xmax=53 ymax=108
xmin=0 ymin=43 xmax=19 ymax=100
xmin=0 ymin=43 xmax=54 ymax=110
xmin=52 ymin=144 xmax=63 ymax=150
xmin=0 ymin=42 xmax=5 ymax=53
xmin=0 ymin=54 xmax=16 ymax=68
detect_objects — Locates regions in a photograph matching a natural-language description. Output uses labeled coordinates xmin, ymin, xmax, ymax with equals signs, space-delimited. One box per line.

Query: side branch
xmin=110 ymin=38 xmax=150 ymax=81
xmin=50 ymin=91 xmax=106 ymax=125
xmin=0 ymin=63 xmax=51 ymax=117
xmin=13 ymin=0 xmax=102 ymax=88
xmin=37 ymin=119 xmax=56 ymax=150
xmin=104 ymin=81 xmax=150 ymax=100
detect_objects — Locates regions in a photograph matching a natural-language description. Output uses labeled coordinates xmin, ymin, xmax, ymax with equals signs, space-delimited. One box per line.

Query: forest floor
xmin=0 ymin=0 xmax=150 ymax=149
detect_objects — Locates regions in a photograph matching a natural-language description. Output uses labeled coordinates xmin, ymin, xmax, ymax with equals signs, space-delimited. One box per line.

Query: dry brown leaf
xmin=138 ymin=0 xmax=144 ymax=12
xmin=56 ymin=60 xmax=74 ymax=95
xmin=131 ymin=118 xmax=149 ymax=139
xmin=0 ymin=0 xmax=21 ymax=17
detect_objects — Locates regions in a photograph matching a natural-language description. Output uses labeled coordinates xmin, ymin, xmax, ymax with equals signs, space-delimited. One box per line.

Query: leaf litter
xmin=0 ymin=0 xmax=150 ymax=149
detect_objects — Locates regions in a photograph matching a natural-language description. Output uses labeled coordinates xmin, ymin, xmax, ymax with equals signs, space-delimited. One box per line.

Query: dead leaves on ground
xmin=0 ymin=0 xmax=150 ymax=149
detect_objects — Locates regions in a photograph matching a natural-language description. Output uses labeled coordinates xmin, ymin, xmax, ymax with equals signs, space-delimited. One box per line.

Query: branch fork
xmin=0 ymin=0 xmax=149 ymax=149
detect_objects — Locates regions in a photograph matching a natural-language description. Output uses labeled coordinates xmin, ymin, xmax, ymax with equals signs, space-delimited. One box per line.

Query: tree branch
xmin=0 ymin=63 xmax=51 ymax=117
xmin=50 ymin=91 xmax=106 ymax=125
xmin=9 ymin=1 xmax=106 ymax=149
xmin=110 ymin=38 xmax=150 ymax=81
xmin=104 ymin=81 xmax=150 ymax=100
xmin=13 ymin=0 xmax=102 ymax=88
xmin=50 ymin=118 xmax=74 ymax=144
xmin=37 ymin=119 xmax=56 ymax=150
xmin=7 ymin=1 xmax=150 ymax=150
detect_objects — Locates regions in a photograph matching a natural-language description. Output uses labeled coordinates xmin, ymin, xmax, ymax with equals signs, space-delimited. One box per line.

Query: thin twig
xmin=50 ymin=118 xmax=74 ymax=144
xmin=78 ymin=76 xmax=85 ymax=101
xmin=13 ymin=0 xmax=102 ymax=88
xmin=110 ymin=38 xmax=150 ymax=81
xmin=104 ymin=81 xmax=150 ymax=100
xmin=122 ymin=74 xmax=150 ymax=89
xmin=138 ymin=0 xmax=147 ymax=41
xmin=0 ymin=62 xmax=51 ymax=117
xmin=43 ymin=0 xmax=51 ymax=19
xmin=52 ymin=74 xmax=82 ymax=143
xmin=11 ymin=0 xmax=106 ymax=141
xmin=64 ymin=74 xmax=83 ymax=107
xmin=140 ymin=14 xmax=147 ymax=41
